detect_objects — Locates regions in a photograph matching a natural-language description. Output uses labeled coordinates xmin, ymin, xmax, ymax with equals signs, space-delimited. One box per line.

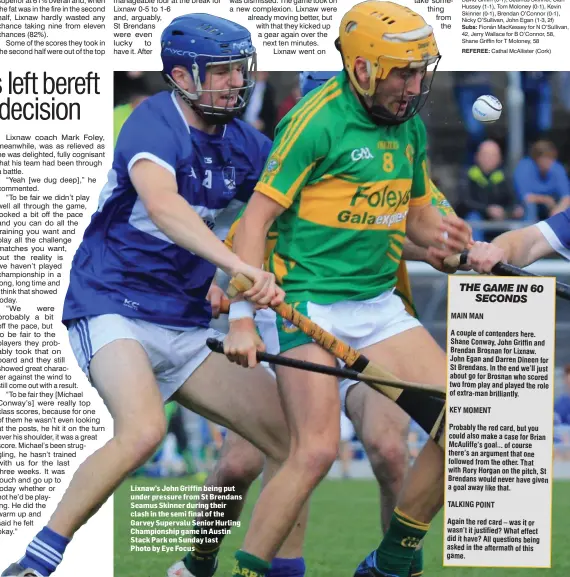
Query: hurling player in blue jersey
xmin=0 ymin=15 xmax=290 ymax=577
xmin=466 ymin=207 xmax=570 ymax=269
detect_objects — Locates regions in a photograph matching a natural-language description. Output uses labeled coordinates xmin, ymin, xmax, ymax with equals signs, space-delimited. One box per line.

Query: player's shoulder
xmin=118 ymin=91 xmax=183 ymax=139
xmin=404 ymin=113 xmax=427 ymax=140
xmin=114 ymin=91 xmax=190 ymax=168
xmin=227 ymin=117 xmax=272 ymax=150
xmin=122 ymin=91 xmax=173 ymax=123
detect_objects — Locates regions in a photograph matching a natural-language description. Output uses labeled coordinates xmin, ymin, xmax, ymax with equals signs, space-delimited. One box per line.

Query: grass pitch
xmin=114 ymin=476 xmax=569 ymax=577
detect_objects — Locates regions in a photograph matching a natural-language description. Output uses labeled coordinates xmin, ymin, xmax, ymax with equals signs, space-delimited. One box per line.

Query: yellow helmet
xmin=338 ymin=1 xmax=440 ymax=99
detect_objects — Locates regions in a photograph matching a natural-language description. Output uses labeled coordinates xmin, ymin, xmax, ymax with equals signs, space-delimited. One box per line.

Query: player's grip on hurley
xmin=225 ymin=273 xmax=447 ymax=448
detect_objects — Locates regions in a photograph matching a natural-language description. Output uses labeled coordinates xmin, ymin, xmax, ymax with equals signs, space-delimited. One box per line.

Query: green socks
xmin=231 ymin=550 xmax=271 ymax=577
xmin=375 ymin=508 xmax=429 ymax=577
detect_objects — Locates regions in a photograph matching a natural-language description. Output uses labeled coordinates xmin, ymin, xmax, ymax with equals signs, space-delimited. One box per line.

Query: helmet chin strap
xmin=164 ymin=73 xmax=238 ymax=127
xmin=356 ymin=91 xmax=411 ymax=126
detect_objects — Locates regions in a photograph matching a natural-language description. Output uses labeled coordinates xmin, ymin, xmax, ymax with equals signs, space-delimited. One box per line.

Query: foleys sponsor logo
xmin=350 ymin=184 xmax=410 ymax=210
xmin=351 ymin=147 xmax=374 ymax=161
xmin=123 ymin=299 xmax=139 ymax=311
xmin=338 ymin=208 xmax=408 ymax=227
xmin=336 ymin=182 xmax=410 ymax=227
xmin=298 ymin=177 xmax=412 ymax=230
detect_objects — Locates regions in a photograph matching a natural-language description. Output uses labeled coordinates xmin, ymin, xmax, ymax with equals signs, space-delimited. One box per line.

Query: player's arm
xmin=467 ymin=227 xmax=554 ymax=272
xmin=225 ymin=187 xmax=289 ymax=362
xmin=130 ymin=160 xmax=277 ymax=300
xmin=233 ymin=193 xmax=285 ymax=276
xmin=406 ymin=122 xmax=471 ymax=255
xmin=116 ymin=107 xmax=277 ymax=301
xmin=402 ymin=181 xmax=454 ymax=261
xmin=401 ymin=238 xmax=428 ymax=261
xmin=494 ymin=226 xmax=555 ymax=266
xmin=224 ymin=195 xmax=286 ymax=367
xmin=131 ymin=160 xmax=242 ymax=276
xmin=407 ymin=201 xmax=471 ymax=256
xmin=470 ymin=206 xmax=570 ymax=272
xmin=406 ymin=180 xmax=474 ymax=272
xmin=226 ymin=107 xmax=329 ymax=367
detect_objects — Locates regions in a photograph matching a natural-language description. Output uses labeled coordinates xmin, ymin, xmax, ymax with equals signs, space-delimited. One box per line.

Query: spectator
xmin=514 ymin=140 xmax=570 ymax=222
xmin=243 ymin=70 xmax=277 ymax=138
xmin=456 ymin=139 xmax=523 ymax=241
xmin=452 ymin=72 xmax=494 ymax=165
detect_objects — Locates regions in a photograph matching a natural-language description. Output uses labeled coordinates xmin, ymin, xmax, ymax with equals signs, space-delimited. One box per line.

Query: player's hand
xmin=466 ymin=241 xmax=506 ymax=274
xmin=207 ymin=283 xmax=227 ymax=318
xmin=433 ymin=239 xmax=475 ymax=274
xmin=234 ymin=263 xmax=285 ymax=308
xmin=424 ymin=245 xmax=452 ymax=272
xmin=224 ymin=318 xmax=265 ymax=368
xmin=437 ymin=215 xmax=472 ymax=256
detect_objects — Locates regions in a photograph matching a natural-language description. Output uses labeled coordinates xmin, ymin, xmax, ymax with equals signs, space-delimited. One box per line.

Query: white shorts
xmin=340 ymin=411 xmax=355 ymax=442
xmin=256 ymin=289 xmax=421 ymax=414
xmin=68 ymin=314 xmax=224 ymax=402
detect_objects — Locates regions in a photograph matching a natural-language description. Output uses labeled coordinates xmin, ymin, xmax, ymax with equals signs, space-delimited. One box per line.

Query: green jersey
xmin=255 ymin=71 xmax=431 ymax=305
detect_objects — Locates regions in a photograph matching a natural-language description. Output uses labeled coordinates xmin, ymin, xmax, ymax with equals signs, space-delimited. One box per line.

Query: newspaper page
xmin=0 ymin=1 xmax=569 ymax=576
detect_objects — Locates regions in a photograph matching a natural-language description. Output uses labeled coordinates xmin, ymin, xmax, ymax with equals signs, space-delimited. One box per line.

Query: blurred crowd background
xmin=114 ymin=70 xmax=570 ymax=479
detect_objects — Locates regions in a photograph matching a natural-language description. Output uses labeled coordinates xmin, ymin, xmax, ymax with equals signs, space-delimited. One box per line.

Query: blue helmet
xmin=161 ymin=14 xmax=257 ymax=124
xmin=299 ymin=71 xmax=340 ymax=97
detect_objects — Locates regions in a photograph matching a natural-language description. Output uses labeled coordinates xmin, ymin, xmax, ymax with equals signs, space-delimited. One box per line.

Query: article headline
xmin=0 ymin=71 xmax=100 ymax=120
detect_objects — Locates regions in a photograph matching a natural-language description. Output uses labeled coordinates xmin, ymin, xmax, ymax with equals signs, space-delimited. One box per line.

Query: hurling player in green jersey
xmin=225 ymin=3 xmax=471 ymax=577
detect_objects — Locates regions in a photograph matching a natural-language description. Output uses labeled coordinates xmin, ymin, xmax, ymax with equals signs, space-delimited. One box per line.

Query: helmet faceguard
xmin=161 ymin=14 xmax=257 ymax=125
xmin=337 ymin=1 xmax=441 ymax=126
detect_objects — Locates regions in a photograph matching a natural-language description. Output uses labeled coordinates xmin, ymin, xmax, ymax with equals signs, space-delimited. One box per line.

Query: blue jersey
xmin=536 ymin=207 xmax=570 ymax=260
xmin=63 ymin=91 xmax=271 ymax=328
